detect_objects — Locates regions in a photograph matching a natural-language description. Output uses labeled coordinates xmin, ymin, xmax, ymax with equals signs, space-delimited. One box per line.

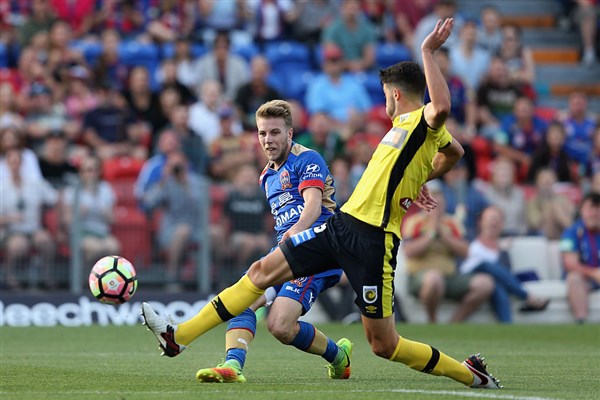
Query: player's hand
xmin=421 ymin=18 xmax=454 ymax=54
xmin=279 ymin=230 xmax=293 ymax=244
xmin=414 ymin=184 xmax=438 ymax=212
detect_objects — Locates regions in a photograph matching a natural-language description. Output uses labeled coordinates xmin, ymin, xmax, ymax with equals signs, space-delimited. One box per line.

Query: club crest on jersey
xmin=363 ymin=286 xmax=378 ymax=304
xmin=400 ymin=197 xmax=413 ymax=211
xmin=280 ymin=169 xmax=292 ymax=189
xmin=290 ymin=277 xmax=308 ymax=287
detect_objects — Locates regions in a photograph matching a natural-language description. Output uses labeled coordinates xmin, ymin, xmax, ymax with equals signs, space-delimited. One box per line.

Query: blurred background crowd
xmin=0 ymin=0 xmax=599 ymax=321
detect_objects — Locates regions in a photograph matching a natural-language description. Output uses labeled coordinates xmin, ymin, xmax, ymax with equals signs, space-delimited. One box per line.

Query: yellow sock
xmin=390 ymin=336 xmax=473 ymax=386
xmin=225 ymin=329 xmax=254 ymax=352
xmin=176 ymin=275 xmax=264 ymax=345
xmin=304 ymin=328 xmax=328 ymax=356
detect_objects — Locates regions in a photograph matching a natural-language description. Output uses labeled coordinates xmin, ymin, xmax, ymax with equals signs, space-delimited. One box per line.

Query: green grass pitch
xmin=1 ymin=323 xmax=599 ymax=400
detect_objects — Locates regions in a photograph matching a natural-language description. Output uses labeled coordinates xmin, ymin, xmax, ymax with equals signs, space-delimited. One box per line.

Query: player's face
xmin=257 ymin=117 xmax=293 ymax=168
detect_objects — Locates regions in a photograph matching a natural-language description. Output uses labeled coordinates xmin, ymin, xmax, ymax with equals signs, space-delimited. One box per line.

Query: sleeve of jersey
xmin=436 ymin=125 xmax=453 ymax=150
xmin=295 ymin=151 xmax=327 ymax=193
xmin=558 ymin=226 xmax=577 ymax=253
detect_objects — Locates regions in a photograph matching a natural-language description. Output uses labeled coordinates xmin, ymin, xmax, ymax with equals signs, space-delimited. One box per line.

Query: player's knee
xmin=266 ymin=318 xmax=295 ymax=344
xmin=247 ymin=260 xmax=271 ymax=289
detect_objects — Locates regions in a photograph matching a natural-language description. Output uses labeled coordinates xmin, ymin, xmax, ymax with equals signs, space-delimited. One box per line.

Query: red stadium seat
xmin=210 ymin=184 xmax=229 ymax=225
xmin=112 ymin=206 xmax=152 ymax=268
xmin=110 ymin=179 xmax=138 ymax=208
xmin=102 ymin=157 xmax=144 ymax=182
xmin=43 ymin=207 xmax=70 ymax=258
xmin=535 ymin=106 xmax=558 ymax=122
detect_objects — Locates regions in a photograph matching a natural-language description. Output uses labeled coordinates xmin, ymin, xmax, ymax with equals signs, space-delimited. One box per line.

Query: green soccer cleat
xmin=196 ymin=360 xmax=247 ymax=383
xmin=326 ymin=338 xmax=353 ymax=379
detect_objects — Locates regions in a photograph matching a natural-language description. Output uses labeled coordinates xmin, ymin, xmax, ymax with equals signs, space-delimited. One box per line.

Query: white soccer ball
xmin=89 ymin=255 xmax=138 ymax=305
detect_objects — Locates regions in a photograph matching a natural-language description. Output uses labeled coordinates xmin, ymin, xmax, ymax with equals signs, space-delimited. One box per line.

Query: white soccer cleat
xmin=140 ymin=302 xmax=186 ymax=357
xmin=463 ymin=353 xmax=502 ymax=389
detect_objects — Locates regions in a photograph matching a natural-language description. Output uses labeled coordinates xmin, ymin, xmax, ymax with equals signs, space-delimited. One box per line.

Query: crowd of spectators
xmin=0 ymin=0 xmax=598 ymax=319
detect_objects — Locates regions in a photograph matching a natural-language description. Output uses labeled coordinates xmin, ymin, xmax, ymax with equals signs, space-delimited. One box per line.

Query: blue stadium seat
xmin=161 ymin=43 xmax=206 ymax=60
xmin=270 ymin=69 xmax=315 ymax=102
xmin=69 ymin=41 xmax=103 ymax=65
xmin=375 ymin=43 xmax=412 ymax=69
xmin=0 ymin=43 xmax=7 ymax=68
xmin=232 ymin=43 xmax=259 ymax=62
xmin=118 ymin=41 xmax=159 ymax=66
xmin=354 ymin=71 xmax=385 ymax=106
xmin=265 ymin=41 xmax=310 ymax=70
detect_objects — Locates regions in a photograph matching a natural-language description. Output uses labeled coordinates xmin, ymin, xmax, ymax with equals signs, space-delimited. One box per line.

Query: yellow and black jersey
xmin=341 ymin=106 xmax=452 ymax=239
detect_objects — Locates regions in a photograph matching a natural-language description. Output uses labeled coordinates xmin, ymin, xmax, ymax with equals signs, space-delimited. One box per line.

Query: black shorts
xmin=280 ymin=212 xmax=400 ymax=318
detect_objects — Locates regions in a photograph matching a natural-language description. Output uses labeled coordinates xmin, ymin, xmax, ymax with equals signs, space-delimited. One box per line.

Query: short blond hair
xmin=255 ymin=100 xmax=293 ymax=129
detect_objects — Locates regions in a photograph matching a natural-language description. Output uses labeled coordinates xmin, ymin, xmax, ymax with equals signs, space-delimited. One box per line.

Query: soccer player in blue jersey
xmin=142 ymin=19 xmax=502 ymax=389
xmin=194 ymin=99 xmax=351 ymax=383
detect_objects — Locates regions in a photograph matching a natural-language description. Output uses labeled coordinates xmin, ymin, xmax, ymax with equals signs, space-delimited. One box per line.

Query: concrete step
xmin=522 ymin=28 xmax=579 ymax=46
xmin=456 ymin=0 xmax=560 ymax=19
xmin=536 ymin=64 xmax=599 ymax=84
xmin=537 ymin=95 xmax=600 ymax=111
xmin=532 ymin=47 xmax=579 ymax=64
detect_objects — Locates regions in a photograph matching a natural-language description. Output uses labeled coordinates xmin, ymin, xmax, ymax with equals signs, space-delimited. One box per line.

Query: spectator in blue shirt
xmin=494 ymin=96 xmax=547 ymax=179
xmin=560 ymin=192 xmax=600 ymax=324
xmin=305 ymin=44 xmax=371 ymax=125
xmin=557 ymin=91 xmax=598 ymax=166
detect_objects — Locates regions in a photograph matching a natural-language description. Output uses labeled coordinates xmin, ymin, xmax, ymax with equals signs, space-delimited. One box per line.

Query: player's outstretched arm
xmin=422 ymin=18 xmax=453 ymax=129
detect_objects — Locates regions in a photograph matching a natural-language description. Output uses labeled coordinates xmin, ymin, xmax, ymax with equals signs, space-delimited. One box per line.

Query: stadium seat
xmin=0 ymin=68 xmax=19 ymax=90
xmin=0 ymin=43 xmax=7 ymax=68
xmin=102 ymin=157 xmax=145 ymax=182
xmin=161 ymin=43 xmax=206 ymax=60
xmin=112 ymin=206 xmax=152 ymax=268
xmin=535 ymin=106 xmax=558 ymax=122
xmin=375 ymin=43 xmax=412 ymax=69
xmin=508 ymin=236 xmax=551 ymax=280
xmin=110 ymin=179 xmax=137 ymax=208
xmin=268 ymin=68 xmax=314 ymax=101
xmin=43 ymin=208 xmax=70 ymax=258
xmin=69 ymin=41 xmax=103 ymax=65
xmin=209 ymin=184 xmax=228 ymax=225
xmin=353 ymin=72 xmax=386 ymax=105
xmin=118 ymin=41 xmax=159 ymax=65
xmin=265 ymin=41 xmax=310 ymax=70
xmin=232 ymin=43 xmax=259 ymax=62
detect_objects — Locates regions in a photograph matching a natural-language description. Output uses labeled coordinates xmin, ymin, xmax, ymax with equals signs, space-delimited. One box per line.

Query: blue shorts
xmin=271 ymin=271 xmax=342 ymax=315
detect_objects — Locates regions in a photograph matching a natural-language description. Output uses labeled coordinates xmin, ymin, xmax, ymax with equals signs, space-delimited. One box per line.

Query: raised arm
xmin=422 ymin=18 xmax=454 ymax=129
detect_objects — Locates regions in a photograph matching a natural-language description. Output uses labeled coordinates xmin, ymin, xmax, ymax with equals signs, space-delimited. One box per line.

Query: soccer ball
xmin=89 ymin=255 xmax=138 ymax=305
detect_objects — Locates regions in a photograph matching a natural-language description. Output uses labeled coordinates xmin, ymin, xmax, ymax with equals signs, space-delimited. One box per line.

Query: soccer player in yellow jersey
xmin=142 ymin=18 xmax=502 ymax=389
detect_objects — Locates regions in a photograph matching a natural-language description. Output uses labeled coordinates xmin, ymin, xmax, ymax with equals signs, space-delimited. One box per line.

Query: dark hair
xmin=214 ymin=30 xmax=231 ymax=47
xmin=582 ymin=192 xmax=600 ymax=207
xmin=379 ymin=61 xmax=426 ymax=100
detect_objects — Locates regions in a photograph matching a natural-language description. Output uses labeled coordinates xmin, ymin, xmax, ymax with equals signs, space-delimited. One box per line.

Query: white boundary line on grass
xmin=362 ymin=389 xmax=556 ymax=400
xmin=17 ymin=389 xmax=556 ymax=400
